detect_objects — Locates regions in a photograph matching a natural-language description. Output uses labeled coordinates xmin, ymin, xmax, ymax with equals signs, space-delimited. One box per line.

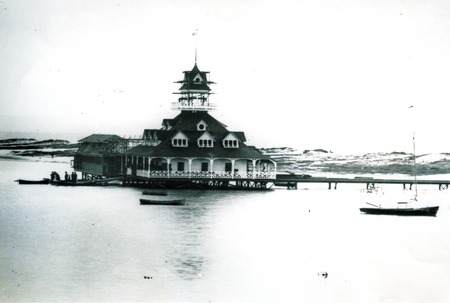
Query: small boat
xmin=140 ymin=198 xmax=186 ymax=206
xmin=50 ymin=180 xmax=99 ymax=186
xmin=360 ymin=203 xmax=439 ymax=217
xmin=16 ymin=178 xmax=50 ymax=185
xmin=361 ymin=117 xmax=439 ymax=217
xmin=50 ymin=177 xmax=124 ymax=186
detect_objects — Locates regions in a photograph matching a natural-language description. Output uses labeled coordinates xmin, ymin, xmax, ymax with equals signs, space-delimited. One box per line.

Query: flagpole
xmin=193 ymin=29 xmax=198 ymax=64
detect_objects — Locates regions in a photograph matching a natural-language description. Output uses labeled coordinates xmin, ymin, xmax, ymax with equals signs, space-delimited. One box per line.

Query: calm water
xmin=1 ymin=159 xmax=450 ymax=302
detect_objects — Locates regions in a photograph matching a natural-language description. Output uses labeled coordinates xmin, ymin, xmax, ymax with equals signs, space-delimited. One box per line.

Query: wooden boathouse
xmin=123 ymin=63 xmax=277 ymax=188
xmin=73 ymin=62 xmax=277 ymax=188
xmin=73 ymin=134 xmax=127 ymax=179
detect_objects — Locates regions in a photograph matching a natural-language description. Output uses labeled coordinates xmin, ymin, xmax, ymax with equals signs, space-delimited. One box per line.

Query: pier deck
xmin=275 ymin=174 xmax=450 ymax=190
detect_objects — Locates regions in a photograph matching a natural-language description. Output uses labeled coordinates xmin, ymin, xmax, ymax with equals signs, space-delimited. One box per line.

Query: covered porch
xmin=125 ymin=156 xmax=277 ymax=180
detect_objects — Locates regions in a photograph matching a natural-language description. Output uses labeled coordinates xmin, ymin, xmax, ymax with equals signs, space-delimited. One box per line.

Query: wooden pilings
xmin=403 ymin=183 xmax=414 ymax=190
xmin=276 ymin=175 xmax=450 ymax=191
xmin=439 ymin=184 xmax=449 ymax=190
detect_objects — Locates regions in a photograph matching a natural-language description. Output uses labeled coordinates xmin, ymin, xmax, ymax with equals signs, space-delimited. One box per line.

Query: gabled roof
xmin=229 ymin=132 xmax=246 ymax=142
xmin=143 ymin=129 xmax=171 ymax=141
xmin=79 ymin=134 xmax=123 ymax=143
xmin=170 ymin=111 xmax=228 ymax=133
xmin=162 ymin=119 xmax=176 ymax=129
xmin=76 ymin=134 xmax=124 ymax=154
xmin=196 ymin=131 xmax=215 ymax=141
xmin=124 ymin=139 xmax=268 ymax=159
xmin=171 ymin=130 xmax=190 ymax=140
xmin=176 ymin=64 xmax=213 ymax=92
xmin=125 ymin=112 xmax=266 ymax=159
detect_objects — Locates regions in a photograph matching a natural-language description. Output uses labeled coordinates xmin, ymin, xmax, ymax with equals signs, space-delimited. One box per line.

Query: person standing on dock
xmin=71 ymin=171 xmax=77 ymax=183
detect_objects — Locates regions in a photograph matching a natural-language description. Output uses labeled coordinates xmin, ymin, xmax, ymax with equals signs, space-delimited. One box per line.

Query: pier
xmin=275 ymin=174 xmax=450 ymax=190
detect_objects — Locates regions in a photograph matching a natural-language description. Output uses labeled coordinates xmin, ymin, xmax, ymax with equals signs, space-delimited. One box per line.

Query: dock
xmin=275 ymin=174 xmax=450 ymax=190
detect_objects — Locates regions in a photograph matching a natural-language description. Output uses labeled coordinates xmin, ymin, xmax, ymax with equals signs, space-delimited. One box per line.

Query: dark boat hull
xmin=360 ymin=206 xmax=439 ymax=216
xmin=140 ymin=198 xmax=185 ymax=206
xmin=17 ymin=179 xmax=50 ymax=185
xmin=50 ymin=180 xmax=99 ymax=186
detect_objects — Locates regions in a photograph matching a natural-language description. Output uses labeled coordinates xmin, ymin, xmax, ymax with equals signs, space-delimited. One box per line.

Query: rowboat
xmin=16 ymin=178 xmax=50 ymax=185
xmin=140 ymin=198 xmax=186 ymax=206
xmin=50 ymin=177 xmax=123 ymax=186
xmin=50 ymin=180 xmax=99 ymax=186
xmin=360 ymin=204 xmax=439 ymax=217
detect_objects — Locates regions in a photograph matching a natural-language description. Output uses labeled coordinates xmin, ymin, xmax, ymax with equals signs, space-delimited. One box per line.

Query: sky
xmin=1 ymin=0 xmax=450 ymax=154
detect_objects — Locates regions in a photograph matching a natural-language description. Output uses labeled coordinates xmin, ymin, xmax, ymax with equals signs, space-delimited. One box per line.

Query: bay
xmin=1 ymin=159 xmax=450 ymax=302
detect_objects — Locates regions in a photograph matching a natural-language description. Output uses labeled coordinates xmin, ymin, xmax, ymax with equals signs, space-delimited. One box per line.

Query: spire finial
xmin=193 ymin=29 xmax=198 ymax=64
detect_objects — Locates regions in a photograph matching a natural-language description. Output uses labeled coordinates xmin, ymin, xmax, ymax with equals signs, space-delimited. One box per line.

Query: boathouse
xmin=123 ymin=63 xmax=277 ymax=188
xmin=73 ymin=134 xmax=127 ymax=179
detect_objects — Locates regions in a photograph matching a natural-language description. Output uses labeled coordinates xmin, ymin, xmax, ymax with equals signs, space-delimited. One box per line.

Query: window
xmin=177 ymin=162 xmax=185 ymax=171
xmin=194 ymin=74 xmax=203 ymax=83
xmin=223 ymin=139 xmax=239 ymax=148
xmin=172 ymin=138 xmax=188 ymax=147
xmin=198 ymin=139 xmax=213 ymax=148
xmin=201 ymin=162 xmax=209 ymax=172
xmin=197 ymin=121 xmax=207 ymax=131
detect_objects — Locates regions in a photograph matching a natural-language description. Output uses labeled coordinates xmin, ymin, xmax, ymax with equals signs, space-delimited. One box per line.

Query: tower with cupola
xmin=172 ymin=63 xmax=216 ymax=112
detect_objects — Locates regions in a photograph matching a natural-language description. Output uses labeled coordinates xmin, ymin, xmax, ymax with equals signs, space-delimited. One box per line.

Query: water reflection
xmin=159 ymin=190 xmax=215 ymax=281
xmin=174 ymin=255 xmax=205 ymax=280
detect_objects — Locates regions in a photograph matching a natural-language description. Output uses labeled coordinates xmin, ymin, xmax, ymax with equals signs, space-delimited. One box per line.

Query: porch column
xmin=148 ymin=157 xmax=152 ymax=178
xmin=188 ymin=158 xmax=193 ymax=178
xmin=167 ymin=157 xmax=172 ymax=178
xmin=252 ymin=159 xmax=257 ymax=179
xmin=210 ymin=159 xmax=214 ymax=179
xmin=231 ymin=159 xmax=236 ymax=179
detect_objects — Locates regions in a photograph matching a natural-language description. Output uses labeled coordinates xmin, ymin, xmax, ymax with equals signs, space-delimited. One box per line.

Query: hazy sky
xmin=1 ymin=0 xmax=450 ymax=154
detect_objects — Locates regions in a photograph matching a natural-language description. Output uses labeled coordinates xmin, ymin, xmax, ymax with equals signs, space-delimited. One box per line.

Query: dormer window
xmin=223 ymin=133 xmax=239 ymax=148
xmin=198 ymin=139 xmax=213 ymax=148
xmin=197 ymin=120 xmax=207 ymax=131
xmin=223 ymin=140 xmax=238 ymax=148
xmin=172 ymin=131 xmax=188 ymax=147
xmin=197 ymin=131 xmax=214 ymax=148
xmin=193 ymin=74 xmax=203 ymax=83
xmin=172 ymin=138 xmax=188 ymax=147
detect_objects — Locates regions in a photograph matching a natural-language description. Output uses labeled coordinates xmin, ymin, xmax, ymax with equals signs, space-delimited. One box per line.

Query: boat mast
xmin=408 ymin=105 xmax=418 ymax=200
xmin=412 ymin=131 xmax=418 ymax=200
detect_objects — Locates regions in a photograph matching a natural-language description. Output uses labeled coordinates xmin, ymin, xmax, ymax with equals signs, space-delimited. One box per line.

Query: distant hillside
xmin=0 ymin=138 xmax=78 ymax=150
xmin=2 ymin=138 xmax=450 ymax=176
xmin=261 ymin=147 xmax=450 ymax=176
xmin=0 ymin=138 xmax=78 ymax=158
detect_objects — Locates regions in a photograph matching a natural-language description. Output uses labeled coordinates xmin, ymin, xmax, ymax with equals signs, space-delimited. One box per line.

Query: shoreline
xmin=0 ymin=150 xmax=72 ymax=164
